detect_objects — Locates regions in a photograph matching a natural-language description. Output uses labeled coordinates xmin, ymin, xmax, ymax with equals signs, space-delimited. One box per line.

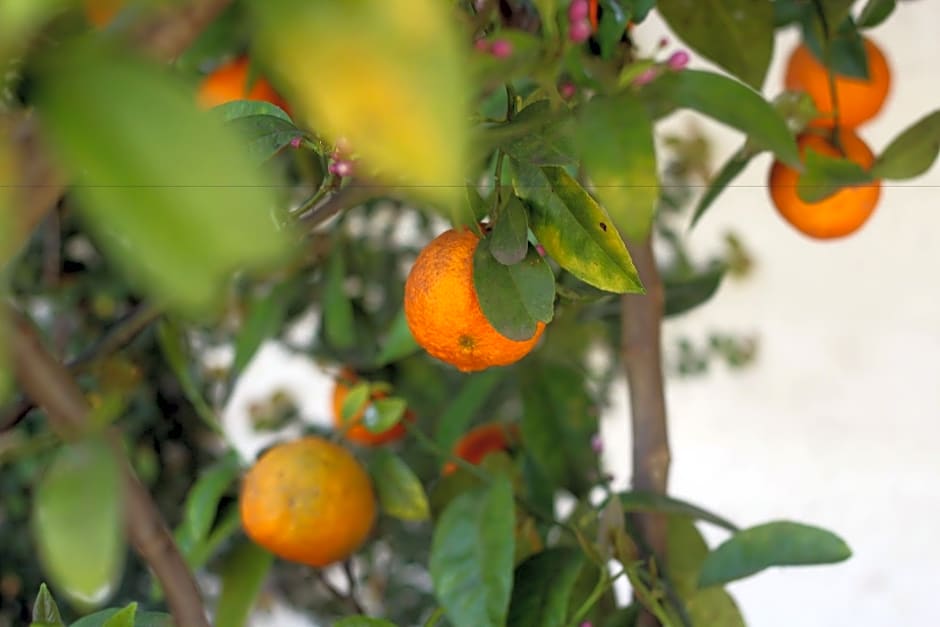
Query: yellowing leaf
xmin=254 ymin=1 xmax=469 ymax=208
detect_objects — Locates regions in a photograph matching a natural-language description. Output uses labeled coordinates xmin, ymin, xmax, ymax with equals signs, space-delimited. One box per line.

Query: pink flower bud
xmin=559 ymin=81 xmax=577 ymax=100
xmin=490 ymin=39 xmax=513 ymax=58
xmin=329 ymin=160 xmax=353 ymax=178
xmin=535 ymin=243 xmax=546 ymax=257
xmin=289 ymin=136 xmax=302 ymax=149
xmin=568 ymin=0 xmax=589 ymax=21
xmin=633 ymin=67 xmax=659 ymax=86
xmin=474 ymin=38 xmax=490 ymax=52
xmin=667 ymin=50 xmax=690 ymax=71
xmin=569 ymin=19 xmax=591 ymax=44
xmin=590 ymin=433 xmax=603 ymax=454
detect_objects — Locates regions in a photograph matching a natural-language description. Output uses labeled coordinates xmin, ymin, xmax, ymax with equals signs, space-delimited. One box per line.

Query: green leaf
xmin=430 ymin=477 xmax=515 ymax=627
xmin=797 ymin=148 xmax=874 ymax=203
xmin=33 ymin=438 xmax=124 ymax=610
xmin=375 ymin=307 xmax=421 ymax=366
xmin=506 ymin=547 xmax=585 ymax=627
xmin=227 ymin=114 xmax=302 ymax=164
xmin=323 ymin=243 xmax=356 ymax=350
xmin=689 ymin=148 xmax=753 ymax=229
xmin=802 ymin=15 xmax=870 ymax=80
xmin=490 ymin=196 xmax=530 ymax=265
xmin=617 ymin=491 xmax=738 ymax=531
xmin=687 ymin=588 xmax=746 ymax=627
xmin=624 ymin=0 xmax=656 ymax=23
xmin=215 ymin=541 xmax=274 ymax=627
xmin=232 ymin=283 xmax=292 ymax=376
xmin=156 ymin=319 xmax=220 ymax=431
xmin=857 ymin=0 xmax=896 ymax=29
xmin=35 ymin=41 xmax=288 ymax=316
xmin=466 ymin=185 xmax=490 ymax=223
xmin=501 ymin=133 xmax=578 ymax=168
xmin=520 ymin=361 xmax=598 ymax=496
xmin=334 ymin=618 xmax=398 ymax=627
xmin=180 ymin=453 xmax=240 ymax=545
xmin=653 ymin=70 xmax=800 ymax=167
xmin=211 ymin=99 xmax=293 ymax=124
xmin=699 ymin=521 xmax=852 ymax=587
xmin=664 ymin=265 xmax=725 ymax=318
xmin=574 ymin=93 xmax=659 ymax=240
xmin=871 ymin=110 xmax=940 ymax=180
xmin=366 ymin=397 xmax=408 ymax=433
xmin=340 ymin=382 xmax=371 ymax=422
xmin=595 ymin=0 xmax=630 ymax=60
xmin=473 ymin=240 xmax=555 ymax=341
xmin=101 ymin=603 xmax=136 ymax=627
xmin=657 ymin=0 xmax=774 ymax=89
xmin=512 ymin=162 xmax=642 ymax=294
xmin=435 ymin=370 xmax=506 ymax=451
xmin=30 ymin=583 xmax=64 ymax=626
xmin=369 ymin=450 xmax=430 ymax=522
xmin=71 ymin=609 xmax=172 ymax=627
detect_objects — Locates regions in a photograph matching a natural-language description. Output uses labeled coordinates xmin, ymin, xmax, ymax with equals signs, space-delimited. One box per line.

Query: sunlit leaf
xmin=30 ymin=583 xmax=63 ymax=627
xmin=871 ymin=110 xmax=940 ymax=180
xmin=334 ymin=618 xmax=397 ymax=627
xmin=211 ymin=99 xmax=293 ymax=124
xmin=215 ymin=541 xmax=274 ymax=627
xmin=366 ymin=397 xmax=408 ymax=433
xmin=71 ymin=608 xmax=171 ymax=627
xmin=101 ymin=603 xmax=136 ymax=627
xmin=180 ymin=453 xmax=240 ymax=545
xmin=323 ymin=243 xmax=356 ymax=350
xmin=370 ymin=450 xmax=430 ymax=522
xmin=375 ymin=307 xmax=421 ymax=366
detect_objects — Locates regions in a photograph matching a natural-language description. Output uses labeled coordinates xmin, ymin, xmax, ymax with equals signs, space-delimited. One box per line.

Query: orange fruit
xmin=404 ymin=229 xmax=545 ymax=372
xmin=83 ymin=0 xmax=123 ymax=27
xmin=196 ymin=57 xmax=290 ymax=112
xmin=332 ymin=368 xmax=412 ymax=446
xmin=443 ymin=422 xmax=520 ymax=475
xmin=784 ymin=38 xmax=891 ymax=128
xmin=768 ymin=128 xmax=881 ymax=239
xmin=239 ymin=437 xmax=376 ymax=567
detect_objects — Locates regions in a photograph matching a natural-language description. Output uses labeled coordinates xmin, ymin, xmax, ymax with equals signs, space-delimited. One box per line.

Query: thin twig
xmin=315 ymin=570 xmax=365 ymax=615
xmin=7 ymin=305 xmax=210 ymax=627
xmin=811 ymin=0 xmax=843 ymax=148
xmin=620 ymin=236 xmax=670 ymax=627
xmin=298 ymin=183 xmax=383 ymax=229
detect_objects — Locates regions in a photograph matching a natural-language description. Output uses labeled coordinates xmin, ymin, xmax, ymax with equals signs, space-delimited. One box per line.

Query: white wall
xmin=600 ymin=4 xmax=940 ymax=624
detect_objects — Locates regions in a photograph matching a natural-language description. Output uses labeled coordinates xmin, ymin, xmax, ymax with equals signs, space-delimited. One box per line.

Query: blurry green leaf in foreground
xmin=34 ymin=40 xmax=290 ymax=316
xmin=33 ymin=437 xmax=124 ymax=610
xmin=253 ymin=0 xmax=470 ymax=209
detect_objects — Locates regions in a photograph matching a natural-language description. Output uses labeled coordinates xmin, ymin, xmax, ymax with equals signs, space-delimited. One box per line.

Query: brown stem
xmin=8 ymin=305 xmax=210 ymax=627
xmin=620 ymin=237 xmax=670 ymax=627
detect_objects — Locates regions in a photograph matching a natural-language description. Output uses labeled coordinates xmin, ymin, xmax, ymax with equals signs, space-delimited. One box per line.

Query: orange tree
xmin=1 ymin=0 xmax=938 ymax=626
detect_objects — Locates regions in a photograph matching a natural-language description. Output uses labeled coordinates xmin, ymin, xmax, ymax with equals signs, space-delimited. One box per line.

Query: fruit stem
xmin=620 ymin=236 xmax=670 ymax=627
xmin=811 ymin=0 xmax=845 ymax=153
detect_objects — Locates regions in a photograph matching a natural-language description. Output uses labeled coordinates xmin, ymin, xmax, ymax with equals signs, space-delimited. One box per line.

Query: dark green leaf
xmin=797 ymin=148 xmax=874 ymax=203
xmin=35 ymin=41 xmax=288 ymax=316
xmin=215 ymin=541 xmax=274 ymax=627
xmin=369 ymin=450 xmax=430 ymax=522
xmin=334 ymin=618 xmax=398 ymax=627
xmin=574 ymin=93 xmax=658 ymax=240
xmin=512 ymin=162 xmax=642 ymax=293
xmin=101 ymin=603 xmax=135 ymax=627
xmin=156 ymin=319 xmax=220 ymax=431
xmin=657 ymin=0 xmax=774 ymax=89
xmin=617 ymin=491 xmax=738 ymax=531
xmin=653 ymin=70 xmax=800 ymax=167
xmin=664 ymin=265 xmax=726 ymax=318
xmin=366 ymin=397 xmax=408 ymax=433
xmin=773 ymin=0 xmax=807 ymax=26
xmin=857 ymin=0 xmax=896 ymax=29
xmin=871 ymin=110 xmax=940 ymax=180
xmin=31 ymin=583 xmax=63 ymax=626
xmin=506 ymin=547 xmax=586 ymax=627
xmin=180 ymin=453 xmax=240 ymax=545
xmin=227 ymin=114 xmax=303 ymax=164
xmin=474 ymin=240 xmax=554 ymax=341
xmin=212 ymin=99 xmax=292 ymax=124
xmin=520 ymin=361 xmax=598 ymax=496
xmin=375 ymin=307 xmax=421 ymax=366
xmin=34 ymin=438 xmax=124 ymax=610
xmin=699 ymin=521 xmax=852 ymax=587
xmin=690 ymin=148 xmax=753 ymax=229
xmin=802 ymin=15 xmax=870 ymax=80
xmin=491 ymin=196 xmax=530 ymax=265
xmin=430 ymin=477 xmax=515 ymax=627
xmin=232 ymin=283 xmax=292 ymax=376
xmin=71 ymin=610 xmax=172 ymax=627
xmin=501 ymin=134 xmax=577 ymax=167
xmin=323 ymin=243 xmax=356 ymax=350
xmin=435 ymin=370 xmax=506 ymax=451
xmin=467 ymin=185 xmax=490 ymax=222
xmin=596 ymin=0 xmax=629 ymax=60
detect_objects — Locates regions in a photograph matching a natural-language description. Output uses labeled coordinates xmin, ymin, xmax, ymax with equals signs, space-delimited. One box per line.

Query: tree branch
xmin=620 ymin=236 xmax=671 ymax=627
xmin=7 ymin=305 xmax=209 ymax=627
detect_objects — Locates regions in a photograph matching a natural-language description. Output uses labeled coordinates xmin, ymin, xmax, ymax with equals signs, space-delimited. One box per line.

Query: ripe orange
xmin=196 ymin=57 xmax=290 ymax=112
xmin=239 ymin=437 xmax=376 ymax=567
xmin=83 ymin=0 xmax=123 ymax=27
xmin=332 ymin=368 xmax=412 ymax=446
xmin=768 ymin=128 xmax=881 ymax=239
xmin=442 ymin=422 xmax=520 ymax=475
xmin=784 ymin=38 xmax=891 ymax=128
xmin=404 ymin=229 xmax=545 ymax=372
